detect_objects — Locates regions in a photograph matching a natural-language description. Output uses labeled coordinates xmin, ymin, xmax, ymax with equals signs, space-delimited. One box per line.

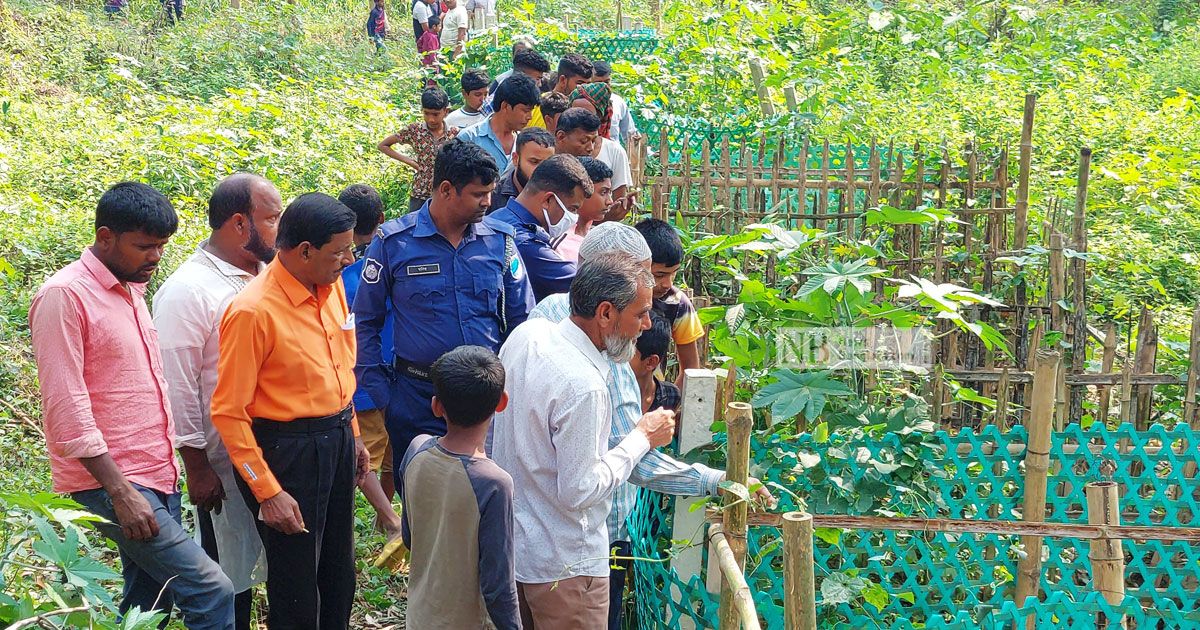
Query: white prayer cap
xmin=578 ymin=222 xmax=651 ymax=263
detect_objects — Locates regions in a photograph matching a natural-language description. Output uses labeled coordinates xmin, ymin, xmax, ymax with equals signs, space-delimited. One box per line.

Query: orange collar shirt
xmin=211 ymin=258 xmax=360 ymax=501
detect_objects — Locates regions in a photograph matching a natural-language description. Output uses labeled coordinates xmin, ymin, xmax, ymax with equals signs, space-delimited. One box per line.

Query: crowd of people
xmin=29 ymin=41 xmax=775 ymax=630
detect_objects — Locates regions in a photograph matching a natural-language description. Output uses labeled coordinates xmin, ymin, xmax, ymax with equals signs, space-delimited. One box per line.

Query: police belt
xmin=393 ymin=357 xmax=433 ymax=382
xmin=251 ymin=405 xmax=353 ymax=434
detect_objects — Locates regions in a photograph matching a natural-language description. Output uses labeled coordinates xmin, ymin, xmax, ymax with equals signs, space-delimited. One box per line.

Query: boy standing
xmin=417 ymin=16 xmax=442 ymax=68
xmin=398 ymin=346 xmax=520 ymax=630
xmin=367 ymin=0 xmax=388 ymax=54
xmin=445 ymin=69 xmax=490 ymax=129
xmin=378 ymin=86 xmax=456 ymax=214
xmin=631 ymin=316 xmax=682 ymax=415
xmin=635 ymin=219 xmax=704 ymax=385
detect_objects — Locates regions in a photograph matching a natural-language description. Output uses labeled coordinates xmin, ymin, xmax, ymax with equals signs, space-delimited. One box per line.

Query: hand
xmin=355 ymin=439 xmax=372 ymax=485
xmin=748 ymin=476 xmax=778 ymax=509
xmin=261 ymin=491 xmax=306 ymax=535
xmin=110 ymin=484 xmax=160 ymax=541
xmin=635 ymin=409 xmax=676 ymax=448
xmin=183 ymin=454 xmax=226 ymax=514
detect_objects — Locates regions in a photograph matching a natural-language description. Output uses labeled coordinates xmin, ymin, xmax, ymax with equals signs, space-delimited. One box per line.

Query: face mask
xmin=542 ymin=193 xmax=577 ymax=240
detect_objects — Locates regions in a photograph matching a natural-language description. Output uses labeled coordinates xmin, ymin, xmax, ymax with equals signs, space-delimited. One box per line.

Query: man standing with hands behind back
xmin=153 ymin=173 xmax=279 ymax=630
xmin=211 ymin=193 xmax=372 ymax=630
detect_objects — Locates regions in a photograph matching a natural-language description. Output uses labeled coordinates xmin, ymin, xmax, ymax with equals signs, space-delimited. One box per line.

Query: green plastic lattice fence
xmin=627 ymin=422 xmax=1200 ymax=628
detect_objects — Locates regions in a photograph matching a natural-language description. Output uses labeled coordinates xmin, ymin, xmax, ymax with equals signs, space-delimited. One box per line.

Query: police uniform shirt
xmin=489 ymin=197 xmax=577 ymax=302
xmin=352 ymin=202 xmax=535 ymax=452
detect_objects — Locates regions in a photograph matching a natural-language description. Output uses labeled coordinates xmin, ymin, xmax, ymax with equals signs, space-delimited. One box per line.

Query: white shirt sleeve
xmin=604 ymin=139 xmax=632 ymax=191
xmin=614 ymin=93 xmax=638 ymax=140
xmin=151 ymin=282 xmax=214 ymax=451
xmin=550 ymin=389 xmax=651 ymax=512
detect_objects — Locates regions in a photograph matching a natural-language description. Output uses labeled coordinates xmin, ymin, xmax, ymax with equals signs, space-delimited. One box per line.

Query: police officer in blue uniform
xmin=353 ymin=139 xmax=535 ymax=468
xmin=489 ymin=154 xmax=594 ymax=301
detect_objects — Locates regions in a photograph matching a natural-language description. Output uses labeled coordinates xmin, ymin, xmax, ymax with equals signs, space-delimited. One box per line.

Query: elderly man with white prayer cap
xmin=527 ymin=221 xmax=763 ymax=630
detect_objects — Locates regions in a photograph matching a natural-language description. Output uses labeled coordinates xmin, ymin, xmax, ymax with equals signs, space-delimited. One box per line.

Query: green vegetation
xmin=1 ymin=0 xmax=1199 ymax=626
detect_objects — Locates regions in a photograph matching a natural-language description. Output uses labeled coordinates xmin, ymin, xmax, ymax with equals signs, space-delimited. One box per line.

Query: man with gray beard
xmin=489 ymin=252 xmax=676 ymax=628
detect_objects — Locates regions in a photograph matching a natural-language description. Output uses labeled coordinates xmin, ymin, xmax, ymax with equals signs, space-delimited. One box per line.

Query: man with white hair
xmin=492 ymin=252 xmax=677 ymax=628
xmin=527 ymin=222 xmax=773 ymax=629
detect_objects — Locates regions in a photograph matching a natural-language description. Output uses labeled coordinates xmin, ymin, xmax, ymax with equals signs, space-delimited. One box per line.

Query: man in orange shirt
xmin=211 ymin=192 xmax=371 ymax=630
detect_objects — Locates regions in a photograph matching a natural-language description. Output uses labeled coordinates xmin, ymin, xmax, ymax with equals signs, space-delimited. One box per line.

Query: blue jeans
xmin=73 ymin=485 xmax=235 ymax=630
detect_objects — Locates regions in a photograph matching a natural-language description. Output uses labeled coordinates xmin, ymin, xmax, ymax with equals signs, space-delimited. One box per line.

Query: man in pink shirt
xmin=29 ymin=182 xmax=235 ymax=630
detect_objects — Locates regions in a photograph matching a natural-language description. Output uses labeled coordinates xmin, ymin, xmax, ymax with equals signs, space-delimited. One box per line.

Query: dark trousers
xmin=384 ymin=372 xmax=445 ymax=493
xmin=407 ymin=196 xmax=428 ymax=214
xmin=197 ymin=510 xmax=255 ymax=630
xmin=161 ymin=0 xmax=182 ymax=23
xmin=609 ymin=540 xmax=633 ymax=630
xmin=236 ymin=412 xmax=357 ymax=630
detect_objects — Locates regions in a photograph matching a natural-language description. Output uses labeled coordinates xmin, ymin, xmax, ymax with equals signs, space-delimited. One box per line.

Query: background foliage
xmin=1 ymin=0 xmax=1198 ymax=626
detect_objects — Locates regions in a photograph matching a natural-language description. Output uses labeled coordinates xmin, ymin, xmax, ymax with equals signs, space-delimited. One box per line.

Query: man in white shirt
xmin=152 ymin=173 xmax=279 ymax=630
xmin=491 ymin=252 xmax=675 ymax=628
xmin=411 ymin=0 xmax=434 ymax=41
xmin=439 ymin=0 xmax=467 ymax=58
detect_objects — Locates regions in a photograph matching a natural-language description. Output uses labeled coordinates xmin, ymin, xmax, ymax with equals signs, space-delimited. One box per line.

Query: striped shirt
xmin=529 ymin=293 xmax=723 ymax=540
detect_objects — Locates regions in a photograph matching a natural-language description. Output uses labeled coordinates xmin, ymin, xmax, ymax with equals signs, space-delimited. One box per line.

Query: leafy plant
xmin=0 ymin=492 xmax=167 ymax=628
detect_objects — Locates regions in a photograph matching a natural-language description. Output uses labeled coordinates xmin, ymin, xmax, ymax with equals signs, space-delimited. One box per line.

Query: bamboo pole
xmin=1098 ymin=322 xmax=1117 ymax=423
xmin=707 ymin=511 xmax=1200 ymax=543
xmin=653 ymin=126 xmax=668 ymax=220
xmin=718 ymin=402 xmax=753 ymax=630
xmin=709 ymin=524 xmax=762 ymax=630
xmin=1132 ymin=307 xmax=1157 ymax=429
xmin=782 ymin=512 xmax=816 ymax=630
xmin=1118 ymin=359 xmax=1134 ymax=424
xmin=1014 ymin=94 xmax=1036 ymax=250
xmin=1086 ymin=481 xmax=1127 ymax=626
xmin=1183 ymin=305 xmax=1200 ymax=427
xmin=1069 ymin=148 xmax=1091 ymax=424
xmin=1014 ymin=349 xmax=1060 ymax=619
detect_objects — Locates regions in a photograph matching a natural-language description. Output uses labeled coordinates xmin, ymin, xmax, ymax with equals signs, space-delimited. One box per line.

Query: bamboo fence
xmin=629 ymin=93 xmax=1200 ymax=432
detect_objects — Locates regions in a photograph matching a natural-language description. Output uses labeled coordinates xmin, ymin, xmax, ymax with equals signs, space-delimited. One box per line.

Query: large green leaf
xmin=798 ymin=260 xmax=885 ymax=298
xmin=820 ymin=571 xmax=868 ymax=605
xmin=751 ymin=369 xmax=855 ymax=422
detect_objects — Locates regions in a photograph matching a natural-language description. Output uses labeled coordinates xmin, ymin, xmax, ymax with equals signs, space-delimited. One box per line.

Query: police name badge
xmin=362 ymin=258 xmax=383 ymax=284
xmin=407 ymin=264 xmax=440 ymax=276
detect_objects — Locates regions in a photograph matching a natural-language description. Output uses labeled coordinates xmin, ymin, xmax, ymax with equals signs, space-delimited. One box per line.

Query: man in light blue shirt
xmin=457 ymin=73 xmax=540 ymax=172
xmin=528 ymin=222 xmax=773 ymax=630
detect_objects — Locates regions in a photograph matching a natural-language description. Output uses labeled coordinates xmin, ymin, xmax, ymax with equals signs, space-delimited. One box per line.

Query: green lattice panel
xmin=628 ymin=423 xmax=1200 ymax=629
xmin=477 ymin=31 xmax=659 ymax=66
xmin=990 ymin=591 xmax=1200 ymax=628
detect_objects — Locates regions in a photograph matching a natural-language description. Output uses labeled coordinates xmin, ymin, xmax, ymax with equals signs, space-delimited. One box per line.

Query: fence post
xmin=719 ymin=402 xmax=753 ymax=630
xmin=670 ymin=369 xmax=720 ymax=630
xmin=783 ymin=512 xmax=816 ymax=630
xmin=1086 ymin=481 xmax=1127 ymax=627
xmin=1014 ymin=349 xmax=1059 ymax=624
xmin=748 ymin=60 xmax=776 ymax=118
